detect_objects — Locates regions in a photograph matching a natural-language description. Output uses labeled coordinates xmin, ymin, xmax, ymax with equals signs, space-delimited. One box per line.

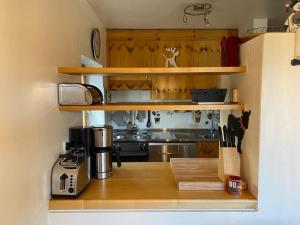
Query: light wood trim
xmin=107 ymin=29 xmax=238 ymax=41
xmin=59 ymin=103 xmax=245 ymax=111
xmin=49 ymin=162 xmax=257 ymax=211
xmin=57 ymin=66 xmax=247 ymax=76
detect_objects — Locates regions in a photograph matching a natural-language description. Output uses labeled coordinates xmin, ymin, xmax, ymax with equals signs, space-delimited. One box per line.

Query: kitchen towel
xmin=220 ymin=36 xmax=241 ymax=66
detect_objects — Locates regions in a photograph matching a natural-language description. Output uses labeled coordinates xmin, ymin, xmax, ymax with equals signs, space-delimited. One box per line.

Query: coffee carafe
xmin=92 ymin=126 xmax=121 ymax=179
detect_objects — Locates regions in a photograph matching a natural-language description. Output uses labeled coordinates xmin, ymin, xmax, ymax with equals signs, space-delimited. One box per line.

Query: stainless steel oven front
xmin=148 ymin=142 xmax=196 ymax=162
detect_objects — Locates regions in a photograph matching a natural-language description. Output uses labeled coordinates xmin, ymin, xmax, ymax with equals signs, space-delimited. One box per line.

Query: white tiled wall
xmin=104 ymin=90 xmax=219 ymax=129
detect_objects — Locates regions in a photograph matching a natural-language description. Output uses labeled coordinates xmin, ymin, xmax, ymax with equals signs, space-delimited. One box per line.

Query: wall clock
xmin=91 ymin=28 xmax=101 ymax=59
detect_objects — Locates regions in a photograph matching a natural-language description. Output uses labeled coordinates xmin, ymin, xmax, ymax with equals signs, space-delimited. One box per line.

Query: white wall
xmin=220 ymin=35 xmax=263 ymax=197
xmin=0 ymin=1 xmax=105 ymax=225
xmin=49 ymin=33 xmax=300 ymax=225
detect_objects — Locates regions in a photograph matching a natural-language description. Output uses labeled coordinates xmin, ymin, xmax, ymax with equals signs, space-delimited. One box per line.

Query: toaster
xmin=51 ymin=153 xmax=91 ymax=197
xmin=58 ymin=83 xmax=103 ymax=106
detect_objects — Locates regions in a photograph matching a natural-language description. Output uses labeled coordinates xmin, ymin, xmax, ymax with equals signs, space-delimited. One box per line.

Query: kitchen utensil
xmin=224 ymin=125 xmax=232 ymax=147
xmin=146 ymin=110 xmax=151 ymax=128
xmin=218 ymin=126 xmax=223 ymax=147
xmin=154 ymin=117 xmax=160 ymax=124
xmin=58 ymin=83 xmax=103 ymax=106
xmin=93 ymin=126 xmax=121 ymax=180
xmin=223 ymin=126 xmax=228 ymax=147
xmin=227 ymin=128 xmax=236 ymax=147
xmin=195 ymin=110 xmax=202 ymax=123
xmin=218 ymin=147 xmax=240 ymax=181
xmin=136 ymin=111 xmax=141 ymax=121
xmin=51 ymin=151 xmax=91 ymax=197
xmin=51 ymin=127 xmax=93 ymax=197
xmin=170 ymin=158 xmax=225 ymax=191
xmin=133 ymin=111 xmax=137 ymax=129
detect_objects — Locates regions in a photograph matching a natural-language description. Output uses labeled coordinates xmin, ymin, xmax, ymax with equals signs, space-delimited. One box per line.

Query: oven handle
xmin=148 ymin=142 xmax=196 ymax=146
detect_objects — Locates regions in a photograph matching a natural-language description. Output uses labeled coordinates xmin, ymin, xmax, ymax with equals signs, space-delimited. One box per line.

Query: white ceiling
xmin=87 ymin=0 xmax=289 ymax=29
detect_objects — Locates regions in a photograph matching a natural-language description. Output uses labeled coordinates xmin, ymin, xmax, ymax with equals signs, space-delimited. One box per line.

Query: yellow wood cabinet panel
xmin=151 ymin=75 xmax=192 ymax=99
xmin=193 ymin=40 xmax=222 ymax=89
xmin=105 ymin=30 xmax=237 ymax=94
xmin=196 ymin=141 xmax=219 ymax=158
xmin=106 ymin=41 xmax=153 ymax=89
xmin=151 ymin=40 xmax=194 ymax=100
xmin=108 ymin=40 xmax=153 ymax=69
xmin=193 ymin=40 xmax=221 ymax=66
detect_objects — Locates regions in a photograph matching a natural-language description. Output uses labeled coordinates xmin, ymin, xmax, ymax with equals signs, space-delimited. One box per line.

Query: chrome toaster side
xmin=58 ymin=83 xmax=103 ymax=106
xmin=51 ymin=156 xmax=91 ymax=197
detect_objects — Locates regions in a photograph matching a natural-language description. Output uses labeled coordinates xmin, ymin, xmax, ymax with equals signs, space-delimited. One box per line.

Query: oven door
xmin=148 ymin=143 xmax=196 ymax=162
xmin=113 ymin=142 xmax=149 ymax=162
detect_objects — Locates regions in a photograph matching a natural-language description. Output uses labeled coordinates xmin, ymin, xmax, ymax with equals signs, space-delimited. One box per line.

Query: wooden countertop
xmin=49 ymin=163 xmax=257 ymax=211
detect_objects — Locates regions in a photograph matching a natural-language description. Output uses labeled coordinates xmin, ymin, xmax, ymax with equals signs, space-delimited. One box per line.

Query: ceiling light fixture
xmin=183 ymin=3 xmax=212 ymax=27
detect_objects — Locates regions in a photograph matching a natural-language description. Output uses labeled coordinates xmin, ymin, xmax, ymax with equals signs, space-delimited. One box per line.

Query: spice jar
xmin=228 ymin=175 xmax=242 ymax=196
xmin=230 ymin=88 xmax=239 ymax=103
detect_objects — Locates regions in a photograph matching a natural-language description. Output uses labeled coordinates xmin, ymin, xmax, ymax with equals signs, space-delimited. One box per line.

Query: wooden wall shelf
xmin=57 ymin=66 xmax=247 ymax=76
xmin=59 ymin=103 xmax=245 ymax=111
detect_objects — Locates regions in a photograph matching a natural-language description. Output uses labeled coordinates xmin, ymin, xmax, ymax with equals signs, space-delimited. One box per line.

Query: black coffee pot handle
xmin=115 ymin=146 xmax=122 ymax=167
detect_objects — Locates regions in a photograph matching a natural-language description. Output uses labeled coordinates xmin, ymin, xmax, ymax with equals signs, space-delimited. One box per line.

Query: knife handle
xmin=218 ymin=126 xmax=223 ymax=147
xmin=227 ymin=128 xmax=235 ymax=147
xmin=227 ymin=128 xmax=233 ymax=147
xmin=223 ymin=126 xmax=228 ymax=147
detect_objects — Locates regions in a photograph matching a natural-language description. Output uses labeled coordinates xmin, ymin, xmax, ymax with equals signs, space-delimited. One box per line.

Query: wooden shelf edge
xmin=57 ymin=66 xmax=247 ymax=76
xmin=59 ymin=103 xmax=245 ymax=111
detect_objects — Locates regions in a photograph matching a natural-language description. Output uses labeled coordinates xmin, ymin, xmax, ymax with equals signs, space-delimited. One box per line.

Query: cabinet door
xmin=108 ymin=41 xmax=154 ymax=68
xmin=106 ymin=41 xmax=154 ymax=90
xmin=193 ymin=40 xmax=221 ymax=88
xmin=151 ymin=40 xmax=194 ymax=100
xmin=195 ymin=141 xmax=219 ymax=158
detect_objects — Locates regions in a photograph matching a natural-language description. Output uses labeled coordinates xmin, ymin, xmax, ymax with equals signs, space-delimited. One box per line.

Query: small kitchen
xmin=51 ymin=25 xmax=255 ymax=210
xmin=2 ymin=1 xmax=300 ymax=225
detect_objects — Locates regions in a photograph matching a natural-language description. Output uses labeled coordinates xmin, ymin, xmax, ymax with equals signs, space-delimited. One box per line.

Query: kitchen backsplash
xmin=104 ymin=90 xmax=219 ymax=130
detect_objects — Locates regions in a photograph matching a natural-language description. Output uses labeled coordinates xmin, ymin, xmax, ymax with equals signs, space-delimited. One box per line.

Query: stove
xmin=113 ymin=131 xmax=149 ymax=162
xmin=112 ymin=129 xmax=219 ymax=162
xmin=113 ymin=131 xmax=151 ymax=141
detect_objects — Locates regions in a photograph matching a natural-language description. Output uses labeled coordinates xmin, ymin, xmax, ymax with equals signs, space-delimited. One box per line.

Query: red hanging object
xmin=220 ymin=36 xmax=241 ymax=66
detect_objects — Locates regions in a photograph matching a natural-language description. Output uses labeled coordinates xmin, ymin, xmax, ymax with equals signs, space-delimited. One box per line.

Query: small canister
xmin=230 ymin=88 xmax=239 ymax=103
xmin=228 ymin=175 xmax=242 ymax=196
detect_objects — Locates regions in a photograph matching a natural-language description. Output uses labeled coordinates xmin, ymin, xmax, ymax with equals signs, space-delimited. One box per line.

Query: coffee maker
xmin=92 ymin=126 xmax=121 ymax=179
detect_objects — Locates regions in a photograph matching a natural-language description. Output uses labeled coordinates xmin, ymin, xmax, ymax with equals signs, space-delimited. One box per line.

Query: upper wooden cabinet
xmin=107 ymin=41 xmax=153 ymax=90
xmin=192 ymin=40 xmax=222 ymax=89
xmin=151 ymin=40 xmax=194 ymax=99
xmin=108 ymin=41 xmax=154 ymax=67
xmin=106 ymin=29 xmax=238 ymax=99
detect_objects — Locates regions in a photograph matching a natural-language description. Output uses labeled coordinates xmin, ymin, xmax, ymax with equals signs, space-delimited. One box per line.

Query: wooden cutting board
xmin=170 ymin=158 xmax=225 ymax=191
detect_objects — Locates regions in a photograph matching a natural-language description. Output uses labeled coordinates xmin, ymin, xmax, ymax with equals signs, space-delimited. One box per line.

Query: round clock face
xmin=91 ymin=28 xmax=101 ymax=59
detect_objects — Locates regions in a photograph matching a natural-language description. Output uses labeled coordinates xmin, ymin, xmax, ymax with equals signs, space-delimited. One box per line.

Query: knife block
xmin=218 ymin=147 xmax=240 ymax=181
